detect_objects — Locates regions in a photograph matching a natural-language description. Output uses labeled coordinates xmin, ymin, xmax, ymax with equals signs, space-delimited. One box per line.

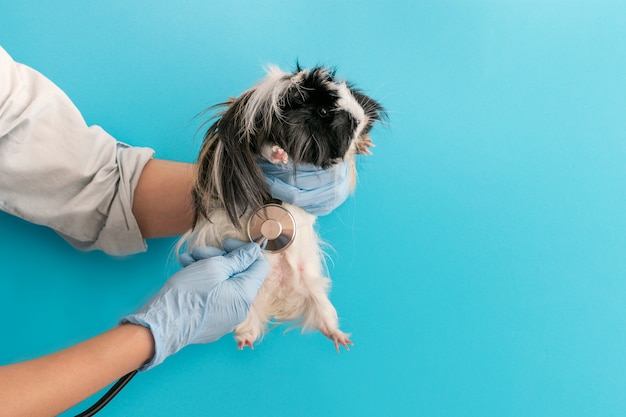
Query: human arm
xmin=0 ymin=323 xmax=153 ymax=417
xmin=0 ymin=242 xmax=268 ymax=417
xmin=1 ymin=45 xmax=350 ymax=255
xmin=131 ymin=158 xmax=196 ymax=238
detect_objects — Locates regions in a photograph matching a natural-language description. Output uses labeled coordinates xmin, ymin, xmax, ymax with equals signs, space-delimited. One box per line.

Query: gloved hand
xmin=258 ymin=159 xmax=351 ymax=216
xmin=122 ymin=240 xmax=269 ymax=370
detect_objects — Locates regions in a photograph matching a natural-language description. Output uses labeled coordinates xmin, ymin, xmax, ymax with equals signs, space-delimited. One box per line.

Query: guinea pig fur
xmin=179 ymin=65 xmax=385 ymax=351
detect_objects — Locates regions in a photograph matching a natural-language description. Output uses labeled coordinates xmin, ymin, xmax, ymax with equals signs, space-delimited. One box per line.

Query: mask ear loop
xmin=247 ymin=200 xmax=297 ymax=253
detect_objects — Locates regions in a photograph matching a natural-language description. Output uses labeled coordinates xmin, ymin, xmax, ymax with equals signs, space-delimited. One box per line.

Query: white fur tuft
xmin=241 ymin=66 xmax=293 ymax=136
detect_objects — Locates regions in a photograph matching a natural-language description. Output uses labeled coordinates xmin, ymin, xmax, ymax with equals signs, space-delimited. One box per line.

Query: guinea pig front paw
xmin=269 ymin=145 xmax=289 ymax=164
xmin=260 ymin=144 xmax=289 ymax=164
xmin=356 ymin=135 xmax=374 ymax=155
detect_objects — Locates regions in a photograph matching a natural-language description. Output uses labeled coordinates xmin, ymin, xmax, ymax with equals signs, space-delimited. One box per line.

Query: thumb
xmin=179 ymin=246 xmax=225 ymax=267
xmin=221 ymin=242 xmax=264 ymax=276
xmin=222 ymin=238 xmax=249 ymax=253
xmin=224 ymin=244 xmax=270 ymax=303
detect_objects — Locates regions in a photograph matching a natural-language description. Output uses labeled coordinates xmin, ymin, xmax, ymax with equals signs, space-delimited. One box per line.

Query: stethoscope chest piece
xmin=247 ymin=202 xmax=296 ymax=253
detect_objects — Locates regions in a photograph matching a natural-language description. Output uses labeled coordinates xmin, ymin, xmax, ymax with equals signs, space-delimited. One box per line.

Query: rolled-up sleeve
xmin=0 ymin=45 xmax=154 ymax=256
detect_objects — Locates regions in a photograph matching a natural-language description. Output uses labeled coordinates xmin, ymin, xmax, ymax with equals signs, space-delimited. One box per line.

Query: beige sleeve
xmin=0 ymin=45 xmax=154 ymax=256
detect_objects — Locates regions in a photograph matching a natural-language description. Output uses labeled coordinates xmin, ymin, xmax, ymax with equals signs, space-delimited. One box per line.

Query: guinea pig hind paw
xmin=237 ymin=340 xmax=255 ymax=350
xmin=330 ymin=333 xmax=354 ymax=353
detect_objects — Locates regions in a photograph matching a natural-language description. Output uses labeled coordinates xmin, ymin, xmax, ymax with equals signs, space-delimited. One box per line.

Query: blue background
xmin=1 ymin=1 xmax=626 ymax=416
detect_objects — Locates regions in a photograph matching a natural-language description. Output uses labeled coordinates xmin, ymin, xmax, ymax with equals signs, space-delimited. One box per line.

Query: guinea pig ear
xmin=193 ymin=95 xmax=271 ymax=229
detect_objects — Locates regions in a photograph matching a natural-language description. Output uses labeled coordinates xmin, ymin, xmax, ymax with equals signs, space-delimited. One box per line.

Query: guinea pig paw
xmin=270 ymin=145 xmax=289 ymax=164
xmin=326 ymin=331 xmax=354 ymax=353
xmin=356 ymin=135 xmax=375 ymax=155
xmin=237 ymin=339 xmax=255 ymax=350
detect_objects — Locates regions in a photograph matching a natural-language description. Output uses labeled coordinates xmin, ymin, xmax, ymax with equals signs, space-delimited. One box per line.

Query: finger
xmin=221 ymin=242 xmax=264 ymax=276
xmin=191 ymin=246 xmax=225 ymax=260
xmin=179 ymin=246 xmax=225 ymax=267
xmin=222 ymin=238 xmax=249 ymax=253
xmin=178 ymin=253 xmax=195 ymax=267
xmin=227 ymin=257 xmax=270 ymax=302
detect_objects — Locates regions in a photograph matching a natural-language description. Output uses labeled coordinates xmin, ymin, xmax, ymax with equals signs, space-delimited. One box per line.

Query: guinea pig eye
xmin=317 ymin=107 xmax=329 ymax=117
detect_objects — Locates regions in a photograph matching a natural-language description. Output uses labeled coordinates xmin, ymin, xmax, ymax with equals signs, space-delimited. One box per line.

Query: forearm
xmin=132 ymin=159 xmax=196 ymax=238
xmin=0 ymin=324 xmax=154 ymax=417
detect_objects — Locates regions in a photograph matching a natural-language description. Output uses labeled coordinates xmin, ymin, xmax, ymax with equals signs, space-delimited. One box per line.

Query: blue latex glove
xmin=258 ymin=159 xmax=351 ymax=215
xmin=122 ymin=241 xmax=269 ymax=370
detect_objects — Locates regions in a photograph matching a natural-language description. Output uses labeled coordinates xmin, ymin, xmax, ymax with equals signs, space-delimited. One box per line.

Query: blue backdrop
xmin=1 ymin=1 xmax=626 ymax=416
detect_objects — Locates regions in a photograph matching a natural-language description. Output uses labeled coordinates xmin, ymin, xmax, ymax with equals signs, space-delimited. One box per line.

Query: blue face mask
xmin=257 ymin=159 xmax=351 ymax=216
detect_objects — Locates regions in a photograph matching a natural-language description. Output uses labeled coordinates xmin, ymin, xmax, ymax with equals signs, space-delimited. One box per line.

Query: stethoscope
xmin=246 ymin=200 xmax=296 ymax=252
xmin=74 ymin=201 xmax=297 ymax=416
